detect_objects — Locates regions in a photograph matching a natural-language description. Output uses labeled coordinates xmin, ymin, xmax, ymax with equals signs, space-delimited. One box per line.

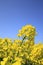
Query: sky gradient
xmin=0 ymin=0 xmax=43 ymax=43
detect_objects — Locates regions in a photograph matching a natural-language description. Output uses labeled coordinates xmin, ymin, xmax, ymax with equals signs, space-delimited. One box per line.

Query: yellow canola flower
xmin=11 ymin=43 xmax=19 ymax=51
xmin=22 ymin=25 xmax=34 ymax=31
xmin=17 ymin=34 xmax=22 ymax=37
xmin=12 ymin=57 xmax=22 ymax=65
xmin=3 ymin=57 xmax=8 ymax=61
xmin=17 ymin=25 xmax=36 ymax=39
xmin=25 ymin=32 xmax=30 ymax=37
xmin=40 ymin=59 xmax=43 ymax=64
xmin=38 ymin=59 xmax=43 ymax=64
xmin=15 ymin=57 xmax=22 ymax=61
xmin=1 ymin=39 xmax=5 ymax=44
xmin=12 ymin=61 xmax=21 ymax=65
xmin=30 ymin=43 xmax=43 ymax=63
xmin=3 ymin=46 xmax=7 ymax=50
xmin=0 ymin=38 xmax=3 ymax=42
xmin=0 ymin=25 xmax=43 ymax=65
xmin=1 ymin=57 xmax=8 ymax=65
xmin=4 ymin=38 xmax=12 ymax=43
xmin=14 ymin=40 xmax=22 ymax=43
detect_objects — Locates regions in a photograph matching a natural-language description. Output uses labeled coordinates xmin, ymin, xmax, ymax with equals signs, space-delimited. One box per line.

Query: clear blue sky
xmin=0 ymin=0 xmax=43 ymax=43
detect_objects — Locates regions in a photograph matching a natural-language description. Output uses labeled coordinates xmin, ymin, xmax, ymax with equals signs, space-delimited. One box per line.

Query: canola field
xmin=0 ymin=25 xmax=43 ymax=65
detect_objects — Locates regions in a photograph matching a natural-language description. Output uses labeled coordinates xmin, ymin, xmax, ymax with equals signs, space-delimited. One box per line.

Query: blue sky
xmin=0 ymin=0 xmax=43 ymax=43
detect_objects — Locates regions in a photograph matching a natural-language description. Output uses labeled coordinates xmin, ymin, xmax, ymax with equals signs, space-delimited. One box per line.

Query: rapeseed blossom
xmin=0 ymin=25 xmax=43 ymax=65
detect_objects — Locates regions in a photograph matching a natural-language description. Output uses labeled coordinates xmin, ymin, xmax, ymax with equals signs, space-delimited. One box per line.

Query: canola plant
xmin=0 ymin=25 xmax=43 ymax=65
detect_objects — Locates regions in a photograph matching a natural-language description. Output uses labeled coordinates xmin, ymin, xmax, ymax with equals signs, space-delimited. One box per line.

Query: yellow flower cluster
xmin=0 ymin=25 xmax=43 ymax=65
xmin=17 ymin=25 xmax=36 ymax=40
xmin=30 ymin=43 xmax=43 ymax=64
